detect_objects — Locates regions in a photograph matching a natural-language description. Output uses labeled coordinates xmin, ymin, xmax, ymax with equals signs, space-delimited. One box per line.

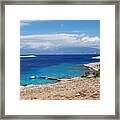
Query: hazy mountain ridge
xmin=21 ymin=46 xmax=100 ymax=55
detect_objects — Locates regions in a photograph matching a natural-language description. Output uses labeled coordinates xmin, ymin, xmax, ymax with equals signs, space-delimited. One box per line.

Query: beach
xmin=20 ymin=62 xmax=100 ymax=100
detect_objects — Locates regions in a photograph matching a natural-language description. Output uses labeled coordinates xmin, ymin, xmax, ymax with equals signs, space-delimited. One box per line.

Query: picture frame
xmin=0 ymin=0 xmax=119 ymax=119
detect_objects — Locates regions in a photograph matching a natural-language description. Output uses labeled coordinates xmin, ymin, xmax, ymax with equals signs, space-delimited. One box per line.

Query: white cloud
xmin=20 ymin=33 xmax=100 ymax=50
xmin=21 ymin=34 xmax=78 ymax=40
xmin=20 ymin=21 xmax=30 ymax=27
xmin=81 ymin=36 xmax=99 ymax=43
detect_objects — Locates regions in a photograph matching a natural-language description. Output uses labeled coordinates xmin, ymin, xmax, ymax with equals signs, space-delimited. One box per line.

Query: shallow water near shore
xmin=20 ymin=54 xmax=100 ymax=86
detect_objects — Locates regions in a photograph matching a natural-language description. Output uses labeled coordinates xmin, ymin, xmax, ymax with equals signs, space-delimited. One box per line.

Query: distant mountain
xmin=21 ymin=46 xmax=100 ymax=55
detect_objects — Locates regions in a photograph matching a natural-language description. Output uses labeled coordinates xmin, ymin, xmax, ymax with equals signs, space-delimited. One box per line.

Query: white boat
xmin=30 ymin=76 xmax=36 ymax=79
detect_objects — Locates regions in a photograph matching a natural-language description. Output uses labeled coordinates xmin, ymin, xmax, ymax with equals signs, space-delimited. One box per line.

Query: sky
xmin=20 ymin=20 xmax=100 ymax=55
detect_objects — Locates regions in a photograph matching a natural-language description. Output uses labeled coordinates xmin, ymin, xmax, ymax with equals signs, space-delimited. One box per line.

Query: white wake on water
xmin=20 ymin=55 xmax=36 ymax=58
xmin=92 ymin=56 xmax=100 ymax=59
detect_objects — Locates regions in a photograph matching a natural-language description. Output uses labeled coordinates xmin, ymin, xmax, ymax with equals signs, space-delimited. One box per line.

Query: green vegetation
xmin=81 ymin=69 xmax=100 ymax=78
xmin=93 ymin=69 xmax=100 ymax=77
xmin=81 ymin=71 xmax=90 ymax=78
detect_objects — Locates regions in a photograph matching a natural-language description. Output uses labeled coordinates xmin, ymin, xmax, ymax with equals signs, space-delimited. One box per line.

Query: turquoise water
xmin=20 ymin=55 xmax=100 ymax=86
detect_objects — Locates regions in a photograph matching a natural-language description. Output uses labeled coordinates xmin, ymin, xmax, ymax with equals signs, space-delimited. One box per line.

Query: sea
xmin=20 ymin=54 xmax=100 ymax=86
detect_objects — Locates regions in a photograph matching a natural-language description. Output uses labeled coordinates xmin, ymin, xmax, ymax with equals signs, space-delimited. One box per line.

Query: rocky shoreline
xmin=20 ymin=62 xmax=100 ymax=100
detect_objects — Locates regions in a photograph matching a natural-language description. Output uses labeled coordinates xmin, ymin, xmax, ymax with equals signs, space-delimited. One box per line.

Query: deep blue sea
xmin=20 ymin=54 xmax=100 ymax=86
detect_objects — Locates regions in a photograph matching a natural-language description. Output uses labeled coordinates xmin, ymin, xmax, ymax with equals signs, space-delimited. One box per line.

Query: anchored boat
xmin=30 ymin=76 xmax=36 ymax=79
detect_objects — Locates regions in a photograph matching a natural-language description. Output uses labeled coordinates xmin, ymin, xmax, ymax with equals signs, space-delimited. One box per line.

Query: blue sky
xmin=20 ymin=20 xmax=100 ymax=55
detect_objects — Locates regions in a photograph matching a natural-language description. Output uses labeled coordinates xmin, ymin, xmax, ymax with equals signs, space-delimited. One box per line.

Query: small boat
xmin=23 ymin=84 xmax=28 ymax=86
xmin=30 ymin=76 xmax=36 ymax=79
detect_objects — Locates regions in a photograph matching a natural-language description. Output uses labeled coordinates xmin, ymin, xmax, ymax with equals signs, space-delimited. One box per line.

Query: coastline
xmin=20 ymin=62 xmax=100 ymax=100
xmin=83 ymin=62 xmax=100 ymax=71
